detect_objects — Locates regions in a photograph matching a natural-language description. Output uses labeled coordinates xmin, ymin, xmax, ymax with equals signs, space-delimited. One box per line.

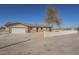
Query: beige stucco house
xmin=4 ymin=22 xmax=52 ymax=33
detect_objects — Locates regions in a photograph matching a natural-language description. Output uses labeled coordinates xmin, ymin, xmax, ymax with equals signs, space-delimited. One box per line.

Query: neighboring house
xmin=4 ymin=22 xmax=52 ymax=33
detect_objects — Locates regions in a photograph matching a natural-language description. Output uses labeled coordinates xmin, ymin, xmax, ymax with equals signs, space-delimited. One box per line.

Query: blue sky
xmin=0 ymin=4 xmax=79 ymax=28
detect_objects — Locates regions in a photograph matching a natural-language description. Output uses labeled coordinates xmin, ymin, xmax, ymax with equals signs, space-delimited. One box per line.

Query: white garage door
xmin=11 ymin=28 xmax=26 ymax=33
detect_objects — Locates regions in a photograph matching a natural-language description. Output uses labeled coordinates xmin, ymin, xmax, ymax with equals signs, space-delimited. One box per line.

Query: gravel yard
xmin=0 ymin=32 xmax=79 ymax=55
xmin=44 ymin=33 xmax=79 ymax=55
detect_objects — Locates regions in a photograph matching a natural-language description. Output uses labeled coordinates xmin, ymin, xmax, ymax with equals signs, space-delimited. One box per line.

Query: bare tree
xmin=45 ymin=5 xmax=62 ymax=27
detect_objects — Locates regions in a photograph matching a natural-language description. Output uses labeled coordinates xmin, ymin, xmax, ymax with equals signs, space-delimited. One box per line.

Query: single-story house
xmin=4 ymin=22 xmax=52 ymax=33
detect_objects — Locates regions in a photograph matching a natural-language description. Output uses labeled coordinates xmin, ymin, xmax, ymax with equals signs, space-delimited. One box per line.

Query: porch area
xmin=28 ymin=26 xmax=52 ymax=32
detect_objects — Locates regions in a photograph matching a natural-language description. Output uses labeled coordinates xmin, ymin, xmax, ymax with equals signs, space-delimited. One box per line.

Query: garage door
xmin=11 ymin=28 xmax=26 ymax=33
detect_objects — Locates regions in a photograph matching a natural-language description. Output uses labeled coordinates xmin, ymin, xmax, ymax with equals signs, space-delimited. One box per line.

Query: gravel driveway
xmin=0 ymin=32 xmax=79 ymax=55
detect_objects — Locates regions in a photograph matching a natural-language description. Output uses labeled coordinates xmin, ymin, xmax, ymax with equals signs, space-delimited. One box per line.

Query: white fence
xmin=44 ymin=30 xmax=78 ymax=38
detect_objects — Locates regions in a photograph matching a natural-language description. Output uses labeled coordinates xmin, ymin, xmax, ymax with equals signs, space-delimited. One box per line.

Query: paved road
xmin=0 ymin=33 xmax=79 ymax=55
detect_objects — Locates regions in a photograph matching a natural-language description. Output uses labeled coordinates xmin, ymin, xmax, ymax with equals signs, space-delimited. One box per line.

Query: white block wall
xmin=44 ymin=30 xmax=78 ymax=38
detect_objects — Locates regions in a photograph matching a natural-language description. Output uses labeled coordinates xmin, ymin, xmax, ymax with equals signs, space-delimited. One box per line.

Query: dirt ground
xmin=0 ymin=32 xmax=79 ymax=55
